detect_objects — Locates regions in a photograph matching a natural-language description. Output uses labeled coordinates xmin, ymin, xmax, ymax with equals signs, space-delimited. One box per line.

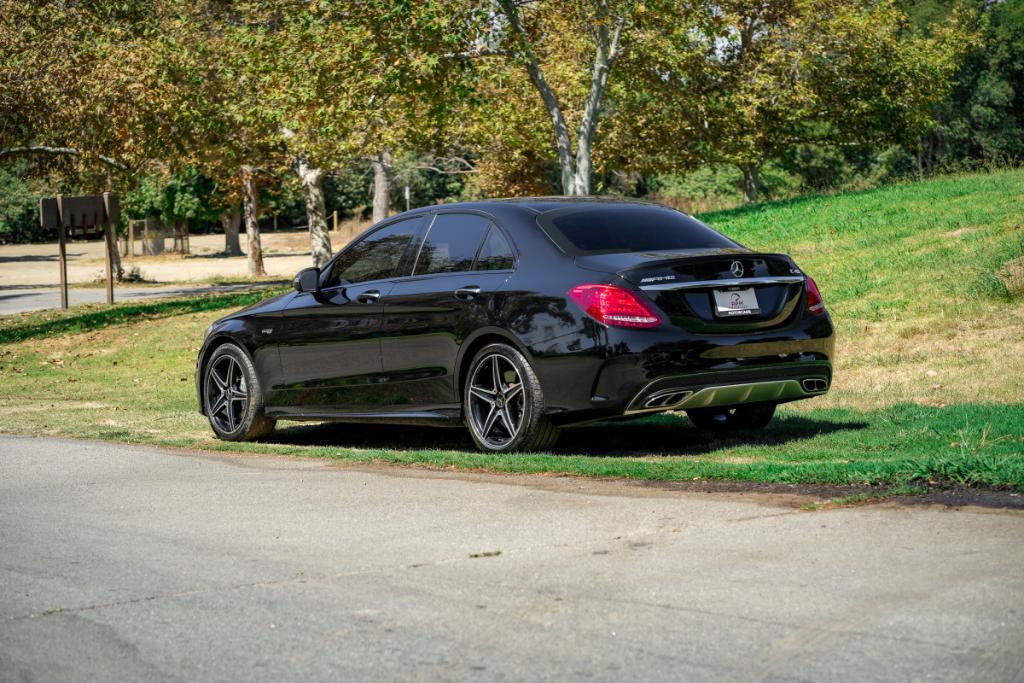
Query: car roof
xmin=412 ymin=196 xmax=667 ymax=218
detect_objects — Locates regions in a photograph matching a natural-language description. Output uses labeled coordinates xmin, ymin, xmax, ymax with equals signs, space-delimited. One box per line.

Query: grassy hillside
xmin=702 ymin=169 xmax=1024 ymax=318
xmin=703 ymin=170 xmax=1024 ymax=410
xmin=1 ymin=170 xmax=1022 ymax=492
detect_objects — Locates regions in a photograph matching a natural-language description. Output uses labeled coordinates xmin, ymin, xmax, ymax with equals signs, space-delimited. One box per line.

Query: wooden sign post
xmin=40 ymin=193 xmax=120 ymax=309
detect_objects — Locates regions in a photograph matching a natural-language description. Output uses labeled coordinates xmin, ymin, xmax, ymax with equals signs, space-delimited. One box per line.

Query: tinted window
xmin=475 ymin=227 xmax=515 ymax=271
xmin=325 ymin=218 xmax=418 ymax=286
xmin=542 ymin=206 xmax=738 ymax=254
xmin=415 ymin=213 xmax=490 ymax=275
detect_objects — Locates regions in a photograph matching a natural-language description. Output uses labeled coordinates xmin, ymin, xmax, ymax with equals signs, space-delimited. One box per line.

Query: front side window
xmin=324 ymin=218 xmax=419 ymax=287
xmin=414 ymin=213 xmax=491 ymax=275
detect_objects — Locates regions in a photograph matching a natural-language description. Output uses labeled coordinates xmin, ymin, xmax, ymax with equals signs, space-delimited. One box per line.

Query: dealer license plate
xmin=713 ymin=287 xmax=760 ymax=317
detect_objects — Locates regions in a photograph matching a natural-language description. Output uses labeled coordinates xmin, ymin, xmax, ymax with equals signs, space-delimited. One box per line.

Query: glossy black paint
xmin=197 ymin=198 xmax=835 ymax=428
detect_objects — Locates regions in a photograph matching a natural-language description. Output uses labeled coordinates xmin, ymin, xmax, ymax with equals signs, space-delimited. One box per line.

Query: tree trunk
xmin=107 ymin=227 xmax=124 ymax=282
xmin=741 ymin=164 xmax=760 ymax=204
xmin=371 ymin=150 xmax=393 ymax=224
xmin=220 ymin=208 xmax=243 ymax=256
xmin=297 ymin=160 xmax=332 ymax=269
xmin=241 ymin=166 xmax=266 ymax=277
xmin=498 ymin=0 xmax=623 ymax=197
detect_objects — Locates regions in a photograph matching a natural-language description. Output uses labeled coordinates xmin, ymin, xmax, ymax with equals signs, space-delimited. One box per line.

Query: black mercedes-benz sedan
xmin=196 ymin=198 xmax=834 ymax=452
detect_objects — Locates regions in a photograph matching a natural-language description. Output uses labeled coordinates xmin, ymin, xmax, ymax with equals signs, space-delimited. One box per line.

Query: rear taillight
xmin=806 ymin=277 xmax=825 ymax=315
xmin=567 ymin=284 xmax=662 ymax=328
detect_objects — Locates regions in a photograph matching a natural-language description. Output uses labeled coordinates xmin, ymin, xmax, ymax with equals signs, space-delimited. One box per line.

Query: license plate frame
xmin=713 ymin=287 xmax=761 ymax=317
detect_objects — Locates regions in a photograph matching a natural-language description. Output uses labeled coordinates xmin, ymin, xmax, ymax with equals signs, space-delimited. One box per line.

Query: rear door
xmin=274 ymin=216 xmax=424 ymax=412
xmin=378 ymin=212 xmax=515 ymax=409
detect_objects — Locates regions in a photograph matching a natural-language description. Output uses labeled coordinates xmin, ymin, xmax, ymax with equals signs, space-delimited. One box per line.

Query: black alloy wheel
xmin=464 ymin=343 xmax=559 ymax=452
xmin=203 ymin=343 xmax=275 ymax=441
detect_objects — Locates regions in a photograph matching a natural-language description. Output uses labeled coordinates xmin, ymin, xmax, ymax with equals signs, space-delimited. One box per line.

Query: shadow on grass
xmin=0 ymin=288 xmax=286 ymax=343
xmin=268 ymin=412 xmax=869 ymax=457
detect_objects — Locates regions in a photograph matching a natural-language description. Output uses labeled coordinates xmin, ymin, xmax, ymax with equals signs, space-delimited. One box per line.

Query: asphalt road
xmin=0 ymin=283 xmax=279 ymax=316
xmin=2 ymin=436 xmax=1023 ymax=682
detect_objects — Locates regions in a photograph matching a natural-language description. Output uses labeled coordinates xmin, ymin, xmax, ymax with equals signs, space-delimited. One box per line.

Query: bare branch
xmin=442 ymin=48 xmax=511 ymax=60
xmin=0 ymin=146 xmax=128 ymax=171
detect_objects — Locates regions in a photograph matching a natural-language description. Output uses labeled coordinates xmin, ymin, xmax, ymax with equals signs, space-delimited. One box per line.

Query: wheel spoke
xmin=225 ymin=393 xmax=237 ymax=430
xmin=481 ymin=406 xmax=500 ymax=437
xmin=210 ymin=367 xmax=227 ymax=391
xmin=491 ymin=357 xmax=504 ymax=393
xmin=209 ymin=393 xmax=227 ymax=417
xmin=504 ymin=383 xmax=523 ymax=401
xmin=470 ymin=385 xmax=495 ymax=404
xmin=498 ymin=406 xmax=516 ymax=437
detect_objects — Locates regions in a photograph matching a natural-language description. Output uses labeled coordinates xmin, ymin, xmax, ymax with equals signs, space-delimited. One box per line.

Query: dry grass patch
xmin=810 ymin=304 xmax=1024 ymax=410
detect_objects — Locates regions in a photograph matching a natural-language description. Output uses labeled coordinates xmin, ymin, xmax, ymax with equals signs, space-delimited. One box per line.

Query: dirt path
xmin=0 ymin=228 xmax=363 ymax=287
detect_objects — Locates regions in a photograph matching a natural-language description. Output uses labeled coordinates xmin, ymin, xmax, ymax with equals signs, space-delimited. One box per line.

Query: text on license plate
xmin=713 ymin=287 xmax=760 ymax=317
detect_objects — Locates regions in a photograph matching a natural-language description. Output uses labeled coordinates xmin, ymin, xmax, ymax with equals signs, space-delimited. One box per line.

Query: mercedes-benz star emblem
xmin=730 ymin=261 xmax=744 ymax=278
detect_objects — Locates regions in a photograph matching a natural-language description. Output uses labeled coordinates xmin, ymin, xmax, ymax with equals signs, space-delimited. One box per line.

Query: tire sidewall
xmin=463 ymin=343 xmax=545 ymax=452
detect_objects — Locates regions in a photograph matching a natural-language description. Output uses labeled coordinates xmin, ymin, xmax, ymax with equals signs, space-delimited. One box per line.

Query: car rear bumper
xmin=536 ymin=313 xmax=835 ymax=425
xmin=622 ymin=363 xmax=832 ymax=416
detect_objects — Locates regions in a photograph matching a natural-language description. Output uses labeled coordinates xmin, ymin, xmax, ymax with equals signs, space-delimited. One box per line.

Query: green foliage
xmin=123 ymin=167 xmax=219 ymax=225
xmin=910 ymin=0 xmax=1024 ymax=168
xmin=0 ymin=162 xmax=44 ymax=242
xmin=652 ymin=163 xmax=802 ymax=207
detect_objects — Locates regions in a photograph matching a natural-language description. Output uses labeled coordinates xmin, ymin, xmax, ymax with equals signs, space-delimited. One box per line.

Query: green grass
xmin=701 ymin=169 xmax=1024 ymax=320
xmin=1 ymin=170 xmax=1023 ymax=492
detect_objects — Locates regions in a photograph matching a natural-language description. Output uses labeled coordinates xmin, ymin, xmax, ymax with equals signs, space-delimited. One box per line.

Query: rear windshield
xmin=539 ymin=206 xmax=738 ymax=254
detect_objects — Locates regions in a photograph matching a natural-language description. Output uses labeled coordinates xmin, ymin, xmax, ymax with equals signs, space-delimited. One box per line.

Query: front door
xmin=379 ymin=213 xmax=516 ymax=409
xmin=274 ymin=217 xmax=423 ymax=413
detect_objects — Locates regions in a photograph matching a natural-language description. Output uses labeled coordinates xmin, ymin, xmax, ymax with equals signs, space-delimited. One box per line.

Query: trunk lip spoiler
xmin=639 ymin=275 xmax=805 ymax=292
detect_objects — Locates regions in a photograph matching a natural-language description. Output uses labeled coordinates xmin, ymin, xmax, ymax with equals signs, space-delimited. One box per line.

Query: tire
xmin=686 ymin=402 xmax=776 ymax=432
xmin=203 ymin=342 xmax=276 ymax=441
xmin=463 ymin=343 xmax=560 ymax=452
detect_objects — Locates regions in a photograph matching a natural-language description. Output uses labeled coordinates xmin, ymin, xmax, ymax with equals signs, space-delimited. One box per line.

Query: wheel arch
xmin=454 ymin=327 xmax=535 ymax=405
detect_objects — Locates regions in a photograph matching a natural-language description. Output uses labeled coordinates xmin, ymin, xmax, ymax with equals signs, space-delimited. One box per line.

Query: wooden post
xmin=103 ymin=223 xmax=114 ymax=305
xmin=333 ymin=209 xmax=338 ymax=233
xmin=128 ymin=220 xmax=135 ymax=257
xmin=54 ymin=195 xmax=68 ymax=310
xmin=102 ymin=192 xmax=118 ymax=305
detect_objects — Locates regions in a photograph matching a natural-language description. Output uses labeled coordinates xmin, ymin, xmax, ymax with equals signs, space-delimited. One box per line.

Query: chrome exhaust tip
xmin=643 ymin=390 xmax=694 ymax=409
xmin=801 ymin=378 xmax=828 ymax=393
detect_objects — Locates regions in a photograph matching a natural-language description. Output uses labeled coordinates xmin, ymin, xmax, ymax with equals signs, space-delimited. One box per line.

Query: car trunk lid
xmin=576 ymin=249 xmax=807 ymax=332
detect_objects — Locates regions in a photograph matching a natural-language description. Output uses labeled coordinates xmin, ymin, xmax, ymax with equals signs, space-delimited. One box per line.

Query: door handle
xmin=454 ymin=285 xmax=481 ymax=301
xmin=356 ymin=289 xmax=380 ymax=304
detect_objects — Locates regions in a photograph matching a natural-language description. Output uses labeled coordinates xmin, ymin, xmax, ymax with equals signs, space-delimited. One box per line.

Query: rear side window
xmin=415 ymin=213 xmax=490 ymax=275
xmin=324 ymin=218 xmax=419 ymax=286
xmin=539 ymin=206 xmax=739 ymax=254
xmin=475 ymin=227 xmax=515 ymax=271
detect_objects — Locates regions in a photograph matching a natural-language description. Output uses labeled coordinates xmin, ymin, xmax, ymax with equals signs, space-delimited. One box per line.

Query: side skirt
xmin=265 ymin=407 xmax=463 ymax=428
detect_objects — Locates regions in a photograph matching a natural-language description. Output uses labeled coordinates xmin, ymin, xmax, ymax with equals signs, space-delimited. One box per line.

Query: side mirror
xmin=293 ymin=267 xmax=320 ymax=293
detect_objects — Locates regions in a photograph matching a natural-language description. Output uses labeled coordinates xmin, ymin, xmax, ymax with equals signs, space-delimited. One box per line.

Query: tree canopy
xmin=1 ymin=0 xmax=1007 ymax=256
